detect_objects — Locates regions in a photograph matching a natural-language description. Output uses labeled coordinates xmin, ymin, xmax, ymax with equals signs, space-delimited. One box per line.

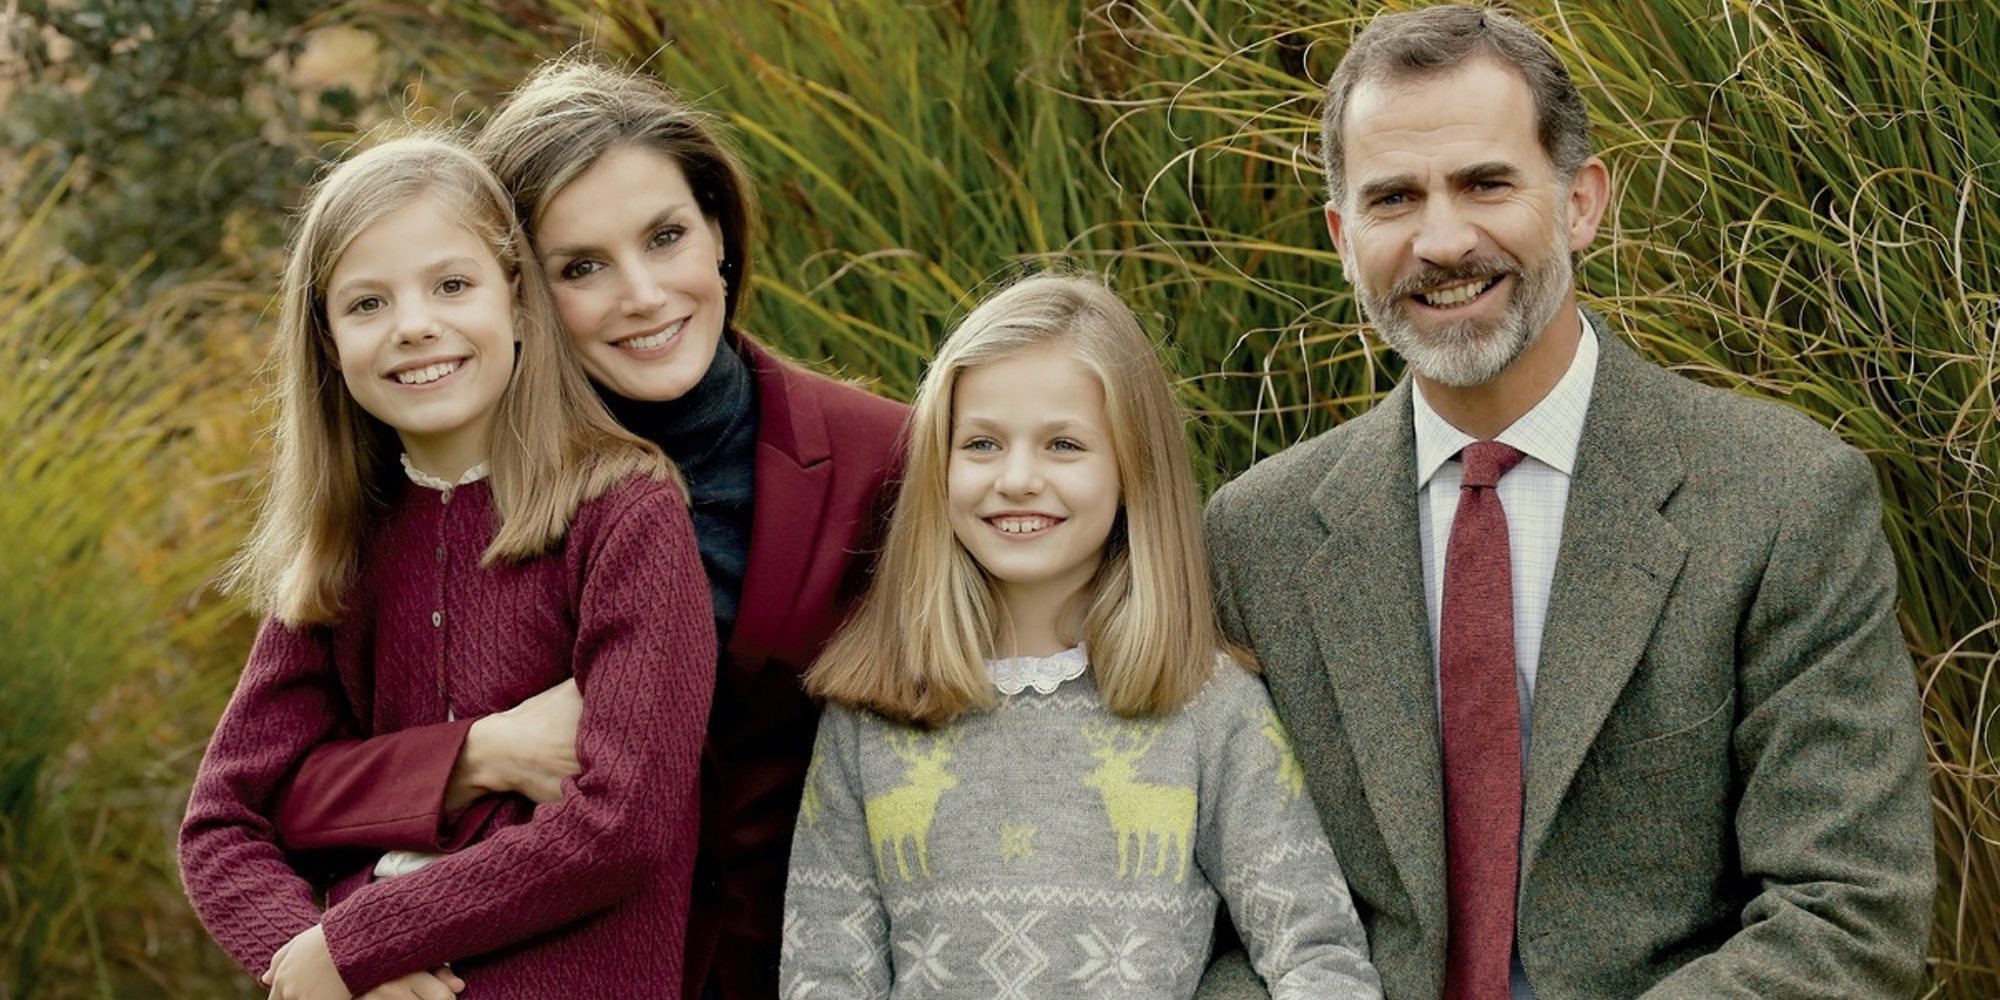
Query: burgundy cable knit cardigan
xmin=178 ymin=474 xmax=714 ymax=996
xmin=268 ymin=338 xmax=909 ymax=1000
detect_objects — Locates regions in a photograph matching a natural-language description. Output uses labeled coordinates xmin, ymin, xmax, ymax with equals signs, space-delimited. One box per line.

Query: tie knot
xmin=1459 ymin=441 xmax=1525 ymax=489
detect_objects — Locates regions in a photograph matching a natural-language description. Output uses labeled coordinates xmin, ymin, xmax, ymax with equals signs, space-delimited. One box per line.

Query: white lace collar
xmin=400 ymin=453 xmax=490 ymax=491
xmin=987 ymin=645 xmax=1088 ymax=696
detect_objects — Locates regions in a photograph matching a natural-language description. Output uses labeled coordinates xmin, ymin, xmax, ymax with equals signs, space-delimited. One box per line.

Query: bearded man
xmin=1200 ymin=6 xmax=1933 ymax=999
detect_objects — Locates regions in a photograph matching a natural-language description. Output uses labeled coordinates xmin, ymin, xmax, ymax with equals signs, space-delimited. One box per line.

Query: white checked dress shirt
xmin=1412 ymin=311 xmax=1597 ymax=1000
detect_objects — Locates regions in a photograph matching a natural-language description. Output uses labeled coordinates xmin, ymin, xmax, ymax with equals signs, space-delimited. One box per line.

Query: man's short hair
xmin=1319 ymin=5 xmax=1593 ymax=206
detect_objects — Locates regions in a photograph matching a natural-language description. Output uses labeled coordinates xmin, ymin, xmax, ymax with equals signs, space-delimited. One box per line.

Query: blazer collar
xmin=1300 ymin=375 xmax=1449 ymax=942
xmin=735 ymin=332 xmax=834 ymax=469
xmin=729 ymin=332 xmax=838 ymax=667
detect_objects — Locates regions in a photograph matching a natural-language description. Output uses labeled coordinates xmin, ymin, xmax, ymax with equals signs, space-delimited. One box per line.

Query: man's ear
xmin=1566 ymin=156 xmax=1610 ymax=253
xmin=1326 ymin=202 xmax=1356 ymax=283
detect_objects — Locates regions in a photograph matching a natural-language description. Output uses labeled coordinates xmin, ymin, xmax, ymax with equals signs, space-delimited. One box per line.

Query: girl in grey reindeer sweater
xmin=783 ymin=275 xmax=1380 ymax=1000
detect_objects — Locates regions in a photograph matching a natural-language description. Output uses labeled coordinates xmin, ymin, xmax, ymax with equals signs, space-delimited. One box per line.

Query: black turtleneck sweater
xmin=601 ymin=339 xmax=759 ymax=648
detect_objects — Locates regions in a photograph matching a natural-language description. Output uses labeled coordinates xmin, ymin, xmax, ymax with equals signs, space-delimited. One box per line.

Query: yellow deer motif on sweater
xmin=800 ymin=750 xmax=825 ymax=826
xmin=1259 ymin=709 xmax=1306 ymax=802
xmin=1081 ymin=722 xmax=1196 ymax=883
xmin=865 ymin=731 xmax=959 ymax=880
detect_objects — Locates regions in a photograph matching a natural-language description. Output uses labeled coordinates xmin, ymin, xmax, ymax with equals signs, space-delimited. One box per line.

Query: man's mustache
xmin=1387 ymin=256 xmax=1524 ymax=300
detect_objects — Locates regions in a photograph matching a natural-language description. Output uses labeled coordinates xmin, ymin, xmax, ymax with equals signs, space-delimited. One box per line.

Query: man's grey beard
xmin=1348 ymin=221 xmax=1573 ymax=388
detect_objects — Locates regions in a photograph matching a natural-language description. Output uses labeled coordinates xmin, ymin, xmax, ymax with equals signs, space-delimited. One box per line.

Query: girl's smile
xmin=385 ymin=355 xmax=469 ymax=387
xmin=983 ymin=512 xmax=1065 ymax=537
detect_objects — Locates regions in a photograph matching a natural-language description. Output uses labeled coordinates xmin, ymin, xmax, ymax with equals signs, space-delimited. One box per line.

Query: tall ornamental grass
xmin=0 ymin=157 xmax=261 ymax=997
xmin=346 ymin=1 xmax=1998 ymax=994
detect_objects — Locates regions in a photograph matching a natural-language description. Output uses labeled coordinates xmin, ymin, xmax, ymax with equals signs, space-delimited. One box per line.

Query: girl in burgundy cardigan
xmin=178 ymin=134 xmax=714 ymax=999
xmin=263 ymin=59 xmax=908 ymax=1000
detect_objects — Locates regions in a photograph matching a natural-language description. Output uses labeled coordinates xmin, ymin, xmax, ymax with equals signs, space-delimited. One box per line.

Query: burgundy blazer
xmin=273 ymin=334 xmax=909 ymax=1000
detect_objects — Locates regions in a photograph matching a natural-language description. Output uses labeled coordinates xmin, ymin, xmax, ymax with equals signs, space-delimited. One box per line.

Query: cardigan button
xmin=431 ymin=611 xmax=442 ymax=628
xmin=435 ymin=546 xmax=446 ymax=563
xmin=440 ymin=488 xmax=452 ymax=505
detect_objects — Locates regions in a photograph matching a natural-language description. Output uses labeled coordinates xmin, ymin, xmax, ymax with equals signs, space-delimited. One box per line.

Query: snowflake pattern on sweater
xmin=781 ymin=655 xmax=1382 ymax=999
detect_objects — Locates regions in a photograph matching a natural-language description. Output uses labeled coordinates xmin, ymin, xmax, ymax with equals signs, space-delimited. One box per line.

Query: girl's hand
xmin=260 ymin=924 xmax=349 ymax=1000
xmin=447 ymin=678 xmax=583 ymax=809
xmin=355 ymin=968 xmax=465 ymax=1000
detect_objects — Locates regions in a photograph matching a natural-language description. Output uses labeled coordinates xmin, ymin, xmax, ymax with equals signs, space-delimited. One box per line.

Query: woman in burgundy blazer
xmin=267 ymin=58 xmax=907 ymax=1000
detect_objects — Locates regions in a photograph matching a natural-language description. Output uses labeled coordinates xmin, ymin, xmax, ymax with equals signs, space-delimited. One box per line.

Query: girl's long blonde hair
xmin=808 ymin=273 xmax=1248 ymax=727
xmin=229 ymin=133 xmax=670 ymax=626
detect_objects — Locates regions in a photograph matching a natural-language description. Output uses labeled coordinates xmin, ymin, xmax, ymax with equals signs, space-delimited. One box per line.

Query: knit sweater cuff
xmin=323 ymin=909 xmax=407 ymax=996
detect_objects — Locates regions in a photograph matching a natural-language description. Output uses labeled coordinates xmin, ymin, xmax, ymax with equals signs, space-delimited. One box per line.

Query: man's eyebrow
xmin=1355 ymin=174 xmax=1417 ymax=204
xmin=1450 ymin=161 xmax=1519 ymax=186
xmin=1354 ymin=163 xmax=1522 ymax=205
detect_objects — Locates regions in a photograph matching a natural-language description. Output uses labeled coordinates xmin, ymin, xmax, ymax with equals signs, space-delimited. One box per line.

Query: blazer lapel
xmin=1301 ymin=381 xmax=1448 ymax=941
xmin=1520 ymin=325 xmax=1690 ymax=878
xmin=728 ymin=336 xmax=835 ymax=670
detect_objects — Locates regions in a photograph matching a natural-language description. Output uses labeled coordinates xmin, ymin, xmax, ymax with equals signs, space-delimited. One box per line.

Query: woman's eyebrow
xmin=541 ymin=204 xmax=692 ymax=261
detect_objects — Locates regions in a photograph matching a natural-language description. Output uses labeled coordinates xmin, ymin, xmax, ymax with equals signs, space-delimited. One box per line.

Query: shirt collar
xmin=400 ymin=453 xmax=490 ymax=491
xmin=987 ymin=645 xmax=1089 ymax=696
xmin=1412 ymin=308 xmax=1598 ymax=488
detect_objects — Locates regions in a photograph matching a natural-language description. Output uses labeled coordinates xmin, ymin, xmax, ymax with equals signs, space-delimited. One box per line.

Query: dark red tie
xmin=1441 ymin=441 xmax=1527 ymax=1000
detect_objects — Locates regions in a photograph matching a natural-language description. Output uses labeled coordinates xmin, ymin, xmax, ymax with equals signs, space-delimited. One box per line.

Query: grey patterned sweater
xmin=781 ymin=654 xmax=1382 ymax=999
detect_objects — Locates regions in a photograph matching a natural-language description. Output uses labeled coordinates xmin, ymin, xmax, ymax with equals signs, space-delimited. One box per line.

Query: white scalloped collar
xmin=401 ymin=453 xmax=490 ymax=491
xmin=987 ymin=645 xmax=1088 ymax=696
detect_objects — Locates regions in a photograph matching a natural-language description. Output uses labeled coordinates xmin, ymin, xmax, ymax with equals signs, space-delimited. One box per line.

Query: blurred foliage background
xmin=1 ymin=0 xmax=1992 ymax=996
